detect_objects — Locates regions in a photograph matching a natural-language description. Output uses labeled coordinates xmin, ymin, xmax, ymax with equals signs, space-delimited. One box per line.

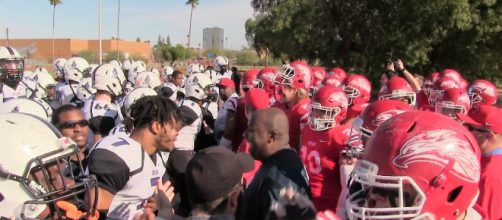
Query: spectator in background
xmin=214 ymin=78 xmax=239 ymax=142
xmin=245 ymin=108 xmax=311 ymax=220
xmin=231 ymin=67 xmax=240 ymax=95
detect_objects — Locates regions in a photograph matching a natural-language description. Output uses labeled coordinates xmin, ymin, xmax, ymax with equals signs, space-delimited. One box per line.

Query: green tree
xmin=236 ymin=50 xmax=259 ymax=65
xmin=77 ymin=50 xmax=97 ymax=63
xmin=49 ymin=0 xmax=62 ymax=62
xmin=186 ymin=0 xmax=199 ymax=48
xmin=246 ymin=0 xmax=502 ymax=82
xmin=105 ymin=51 xmax=124 ymax=62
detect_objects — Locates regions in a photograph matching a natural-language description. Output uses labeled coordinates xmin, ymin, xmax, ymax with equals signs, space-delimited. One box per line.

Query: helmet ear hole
xmin=447 ymin=186 xmax=463 ymax=203
xmin=407 ymin=122 xmax=417 ymax=133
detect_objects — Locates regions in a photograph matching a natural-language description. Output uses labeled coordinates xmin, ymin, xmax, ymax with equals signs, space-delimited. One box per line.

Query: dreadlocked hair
xmin=127 ymin=95 xmax=181 ymax=133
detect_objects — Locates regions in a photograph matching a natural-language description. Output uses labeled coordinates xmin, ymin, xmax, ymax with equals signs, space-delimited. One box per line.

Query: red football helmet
xmin=435 ymin=88 xmax=471 ymax=119
xmin=308 ymin=85 xmax=348 ymax=131
xmin=379 ymin=76 xmax=416 ymax=106
xmin=441 ymin=68 xmax=462 ymax=84
xmin=468 ymin=79 xmax=498 ymax=106
xmin=257 ymin=67 xmax=277 ymax=100
xmin=353 ymin=99 xmax=414 ymax=142
xmin=428 ymin=76 xmax=461 ymax=107
xmin=423 ymin=72 xmax=440 ymax=88
xmin=347 ymin=111 xmax=481 ymax=219
xmin=241 ymin=69 xmax=260 ymax=92
xmin=322 ymin=74 xmax=344 ymax=87
xmin=277 ymin=60 xmax=312 ymax=91
xmin=309 ymin=66 xmax=327 ymax=97
xmin=328 ymin=67 xmax=347 ymax=82
xmin=343 ymin=74 xmax=372 ymax=106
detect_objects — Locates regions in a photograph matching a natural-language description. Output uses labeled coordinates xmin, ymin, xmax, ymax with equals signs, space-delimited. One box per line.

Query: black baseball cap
xmin=185 ymin=146 xmax=254 ymax=204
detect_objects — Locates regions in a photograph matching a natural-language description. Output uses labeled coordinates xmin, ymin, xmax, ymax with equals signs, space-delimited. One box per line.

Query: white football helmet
xmin=77 ymin=77 xmax=96 ymax=101
xmin=187 ymin=63 xmax=205 ymax=75
xmin=204 ymin=69 xmax=218 ymax=83
xmin=93 ymin=63 xmax=126 ymax=97
xmin=0 ymin=46 xmax=25 ymax=88
xmin=87 ymin=64 xmax=99 ymax=77
xmin=161 ymin=66 xmax=174 ymax=82
xmin=185 ymin=73 xmax=218 ymax=101
xmin=109 ymin=60 xmax=122 ymax=69
xmin=33 ymin=71 xmax=56 ymax=99
xmin=122 ymin=87 xmax=158 ymax=118
xmin=23 ymin=70 xmax=36 ymax=81
xmin=213 ymin=56 xmax=229 ymax=72
xmin=135 ymin=71 xmax=162 ymax=89
xmin=127 ymin=61 xmax=147 ymax=84
xmin=159 ymin=82 xmax=178 ymax=102
xmin=63 ymin=57 xmax=89 ymax=83
xmin=122 ymin=58 xmax=134 ymax=72
xmin=149 ymin=68 xmax=160 ymax=77
xmin=53 ymin=58 xmax=67 ymax=79
xmin=0 ymin=113 xmax=96 ymax=219
xmin=0 ymin=98 xmax=53 ymax=121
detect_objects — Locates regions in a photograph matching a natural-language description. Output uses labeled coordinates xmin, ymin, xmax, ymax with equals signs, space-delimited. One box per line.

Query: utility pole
xmin=5 ymin=28 xmax=9 ymax=46
xmin=116 ymin=0 xmax=120 ymax=60
xmin=98 ymin=0 xmax=102 ymax=64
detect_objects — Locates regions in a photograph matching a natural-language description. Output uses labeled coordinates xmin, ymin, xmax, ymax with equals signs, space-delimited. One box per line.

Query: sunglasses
xmin=57 ymin=119 xmax=89 ymax=129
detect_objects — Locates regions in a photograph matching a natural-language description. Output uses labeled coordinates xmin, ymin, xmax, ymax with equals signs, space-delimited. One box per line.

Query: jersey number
xmin=94 ymin=103 xmax=111 ymax=111
xmin=300 ymin=147 xmax=322 ymax=174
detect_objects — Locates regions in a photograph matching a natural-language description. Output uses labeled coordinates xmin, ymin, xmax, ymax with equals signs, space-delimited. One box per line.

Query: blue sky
xmin=0 ymin=0 xmax=255 ymax=50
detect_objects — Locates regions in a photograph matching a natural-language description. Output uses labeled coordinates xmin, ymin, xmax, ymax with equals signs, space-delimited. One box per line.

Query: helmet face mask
xmin=0 ymin=58 xmax=25 ymax=88
xmin=308 ymin=102 xmax=341 ymax=131
xmin=379 ymin=91 xmax=417 ymax=106
xmin=344 ymin=86 xmax=360 ymax=105
xmin=435 ymin=101 xmax=466 ymax=118
xmin=346 ymin=160 xmax=426 ymax=219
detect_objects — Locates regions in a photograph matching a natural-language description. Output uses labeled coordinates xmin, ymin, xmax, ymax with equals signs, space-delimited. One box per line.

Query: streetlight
xmin=98 ymin=0 xmax=103 ymax=64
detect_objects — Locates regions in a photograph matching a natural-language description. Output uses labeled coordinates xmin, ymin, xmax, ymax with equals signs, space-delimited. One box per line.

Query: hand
xmin=394 ymin=59 xmax=405 ymax=71
xmin=155 ymin=180 xmax=176 ymax=219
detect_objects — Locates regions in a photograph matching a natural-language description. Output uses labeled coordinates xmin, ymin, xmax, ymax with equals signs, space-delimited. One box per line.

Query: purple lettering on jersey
xmin=150 ymin=177 xmax=160 ymax=186
xmin=112 ymin=138 xmax=129 ymax=147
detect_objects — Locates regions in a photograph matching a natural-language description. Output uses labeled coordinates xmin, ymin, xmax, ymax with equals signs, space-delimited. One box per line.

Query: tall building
xmin=203 ymin=27 xmax=224 ymax=50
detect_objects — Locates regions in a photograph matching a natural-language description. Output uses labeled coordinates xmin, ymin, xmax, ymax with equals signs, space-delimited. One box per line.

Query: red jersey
xmin=231 ymin=97 xmax=247 ymax=152
xmin=238 ymin=140 xmax=262 ymax=185
xmin=299 ymin=123 xmax=351 ymax=211
xmin=287 ymin=98 xmax=311 ymax=151
xmin=477 ymin=154 xmax=502 ymax=220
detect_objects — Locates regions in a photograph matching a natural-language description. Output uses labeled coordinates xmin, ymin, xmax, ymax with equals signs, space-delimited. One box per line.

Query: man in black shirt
xmin=244 ymin=108 xmax=311 ymax=220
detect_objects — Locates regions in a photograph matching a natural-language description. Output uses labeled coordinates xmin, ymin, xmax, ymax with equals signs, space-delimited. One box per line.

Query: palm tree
xmin=49 ymin=0 xmax=62 ymax=63
xmin=185 ymin=0 xmax=199 ymax=49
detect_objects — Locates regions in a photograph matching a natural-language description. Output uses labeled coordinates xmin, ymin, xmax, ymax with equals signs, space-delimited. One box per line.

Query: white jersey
xmin=59 ymin=84 xmax=79 ymax=106
xmin=216 ymin=70 xmax=233 ymax=81
xmin=174 ymin=99 xmax=202 ymax=151
xmin=17 ymin=80 xmax=37 ymax=98
xmin=88 ymin=134 xmax=166 ymax=220
xmin=0 ymin=84 xmax=20 ymax=103
xmin=82 ymin=99 xmax=123 ymax=126
xmin=109 ymin=123 xmax=129 ymax=136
